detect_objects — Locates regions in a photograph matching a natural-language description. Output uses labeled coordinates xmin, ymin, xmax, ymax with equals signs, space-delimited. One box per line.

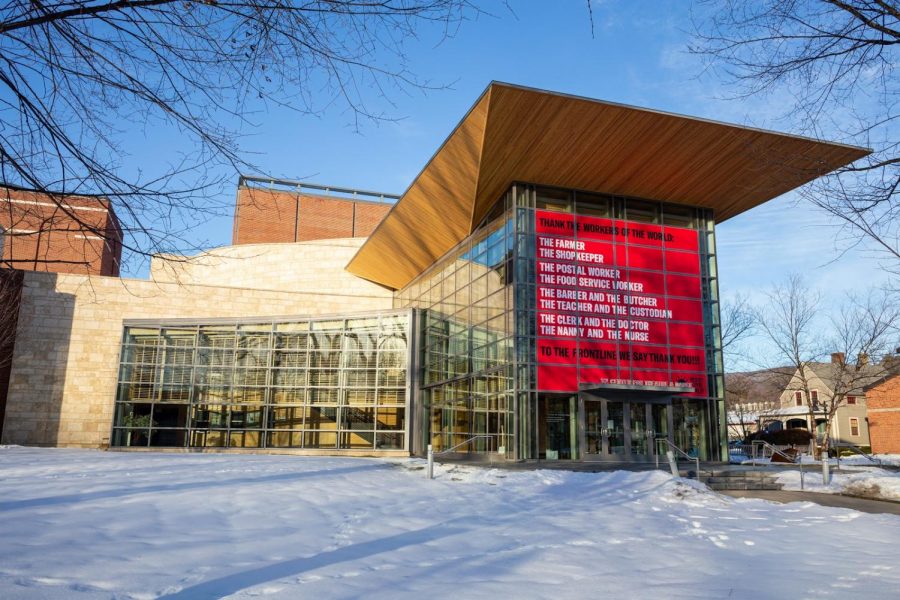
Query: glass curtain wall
xmin=112 ymin=312 xmax=411 ymax=451
xmin=396 ymin=183 xmax=726 ymax=461
xmin=514 ymin=184 xmax=726 ymax=461
xmin=394 ymin=191 xmax=516 ymax=456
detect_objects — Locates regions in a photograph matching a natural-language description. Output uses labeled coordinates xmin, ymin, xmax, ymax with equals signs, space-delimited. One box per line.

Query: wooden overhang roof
xmin=346 ymin=82 xmax=870 ymax=290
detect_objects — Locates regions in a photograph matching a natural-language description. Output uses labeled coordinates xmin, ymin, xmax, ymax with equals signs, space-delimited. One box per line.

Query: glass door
xmin=603 ymin=400 xmax=626 ymax=456
xmin=584 ymin=400 xmax=602 ymax=456
xmin=539 ymin=395 xmax=575 ymax=460
xmin=672 ymin=399 xmax=708 ymax=460
xmin=630 ymin=402 xmax=650 ymax=457
xmin=579 ymin=395 xmax=672 ymax=462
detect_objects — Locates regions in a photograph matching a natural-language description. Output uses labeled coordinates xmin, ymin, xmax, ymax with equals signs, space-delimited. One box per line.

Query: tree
xmin=721 ymin=295 xmax=754 ymax=351
xmin=724 ymin=370 xmax=784 ymax=441
xmin=752 ymin=274 xmax=898 ymax=456
xmin=0 ymin=268 xmax=22 ymax=367
xmin=691 ymin=1 xmax=900 ymax=273
xmin=720 ymin=295 xmax=755 ymax=367
xmin=0 ymin=268 xmax=23 ymax=434
xmin=0 ymin=1 xmax=478 ymax=270
xmin=724 ymin=372 xmax=757 ymax=440
xmin=720 ymin=295 xmax=763 ymax=440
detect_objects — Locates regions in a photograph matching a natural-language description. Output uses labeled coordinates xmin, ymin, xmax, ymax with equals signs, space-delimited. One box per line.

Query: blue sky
xmin=122 ymin=2 xmax=892 ymax=312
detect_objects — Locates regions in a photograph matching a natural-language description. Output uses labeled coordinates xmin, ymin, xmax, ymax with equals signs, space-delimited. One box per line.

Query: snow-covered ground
xmin=1 ymin=447 xmax=899 ymax=599
xmin=777 ymin=465 xmax=900 ymax=501
xmin=731 ymin=451 xmax=900 ymax=468
xmin=834 ymin=454 xmax=900 ymax=467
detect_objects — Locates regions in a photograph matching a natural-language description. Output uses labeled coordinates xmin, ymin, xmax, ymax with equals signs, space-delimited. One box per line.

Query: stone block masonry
xmin=0 ymin=239 xmax=393 ymax=448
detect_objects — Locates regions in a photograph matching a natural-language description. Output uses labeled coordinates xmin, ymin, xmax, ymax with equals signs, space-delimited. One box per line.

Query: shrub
xmin=748 ymin=428 xmax=813 ymax=446
xmin=833 ymin=445 xmax=872 ymax=457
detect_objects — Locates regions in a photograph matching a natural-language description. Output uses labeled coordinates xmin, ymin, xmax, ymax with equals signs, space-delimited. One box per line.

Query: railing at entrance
xmin=752 ymin=440 xmax=805 ymax=490
xmin=751 ymin=440 xmax=799 ymax=465
xmin=654 ymin=436 xmax=701 ymax=481
xmin=426 ymin=435 xmax=501 ymax=479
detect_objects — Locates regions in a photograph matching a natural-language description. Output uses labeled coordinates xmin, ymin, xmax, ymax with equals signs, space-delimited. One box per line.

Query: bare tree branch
xmin=0 ymin=1 xmax=482 ymax=271
xmin=692 ymin=0 xmax=900 ymax=273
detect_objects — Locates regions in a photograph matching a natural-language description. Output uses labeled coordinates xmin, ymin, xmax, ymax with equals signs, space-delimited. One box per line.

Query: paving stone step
xmin=685 ymin=472 xmax=781 ymax=480
xmin=702 ymin=470 xmax=791 ymax=478
xmin=704 ymin=476 xmax=779 ymax=485
xmin=707 ymin=482 xmax=783 ymax=491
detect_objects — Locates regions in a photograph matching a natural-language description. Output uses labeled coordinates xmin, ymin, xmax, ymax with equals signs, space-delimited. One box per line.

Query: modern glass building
xmin=394 ymin=184 xmax=721 ymax=461
xmin=109 ymin=82 xmax=868 ymax=462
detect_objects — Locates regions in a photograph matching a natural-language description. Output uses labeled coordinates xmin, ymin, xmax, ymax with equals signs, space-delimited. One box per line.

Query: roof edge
xmin=345 ymin=82 xmax=497 ymax=280
xmin=487 ymin=81 xmax=872 ymax=155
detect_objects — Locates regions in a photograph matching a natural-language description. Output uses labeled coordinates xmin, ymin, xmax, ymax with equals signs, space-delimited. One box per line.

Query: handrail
xmin=833 ymin=442 xmax=882 ymax=467
xmin=751 ymin=440 xmax=798 ymax=465
xmin=752 ymin=440 xmax=804 ymax=490
xmin=654 ymin=437 xmax=701 ymax=481
xmin=435 ymin=434 xmax=499 ymax=456
xmin=426 ymin=434 xmax=501 ymax=479
xmin=238 ymin=174 xmax=400 ymax=201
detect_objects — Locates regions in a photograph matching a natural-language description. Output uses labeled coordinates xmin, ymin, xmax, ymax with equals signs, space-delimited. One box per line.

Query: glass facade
xmin=112 ymin=312 xmax=411 ymax=451
xmin=396 ymin=182 xmax=726 ymax=462
xmin=110 ymin=183 xmax=726 ymax=462
xmin=394 ymin=191 xmax=516 ymax=456
xmin=520 ymin=185 xmax=726 ymax=462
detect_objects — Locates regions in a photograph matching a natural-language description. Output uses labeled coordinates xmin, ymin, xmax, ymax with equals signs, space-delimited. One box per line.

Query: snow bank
xmin=777 ymin=466 xmax=900 ymax=501
xmin=836 ymin=454 xmax=900 ymax=467
xmin=1 ymin=447 xmax=898 ymax=599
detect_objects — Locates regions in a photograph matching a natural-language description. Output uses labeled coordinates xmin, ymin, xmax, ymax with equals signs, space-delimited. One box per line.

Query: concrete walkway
xmin=722 ymin=490 xmax=900 ymax=516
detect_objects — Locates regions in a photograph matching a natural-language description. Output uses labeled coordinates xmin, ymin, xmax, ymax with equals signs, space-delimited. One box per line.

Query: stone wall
xmin=149 ymin=238 xmax=388 ymax=294
xmin=1 ymin=240 xmax=394 ymax=448
xmin=150 ymin=238 xmax=390 ymax=297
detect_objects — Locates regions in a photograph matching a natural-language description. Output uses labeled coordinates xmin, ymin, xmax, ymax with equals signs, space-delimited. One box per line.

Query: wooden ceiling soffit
xmin=348 ymin=82 xmax=870 ymax=290
xmin=345 ymin=89 xmax=491 ymax=290
xmin=471 ymin=84 xmax=869 ymax=226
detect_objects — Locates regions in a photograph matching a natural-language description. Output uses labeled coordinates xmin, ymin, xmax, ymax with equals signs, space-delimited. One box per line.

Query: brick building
xmin=232 ymin=176 xmax=396 ymax=245
xmin=866 ymin=370 xmax=900 ymax=455
xmin=1 ymin=186 xmax=123 ymax=434
xmin=1 ymin=186 xmax=123 ymax=276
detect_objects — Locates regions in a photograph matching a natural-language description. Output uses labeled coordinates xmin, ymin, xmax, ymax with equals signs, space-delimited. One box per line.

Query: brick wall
xmin=232 ymin=186 xmax=391 ymax=244
xmin=297 ymin=194 xmax=354 ymax=240
xmin=0 ymin=187 xmax=122 ymax=276
xmin=231 ymin=187 xmax=298 ymax=244
xmin=866 ymin=374 xmax=900 ymax=454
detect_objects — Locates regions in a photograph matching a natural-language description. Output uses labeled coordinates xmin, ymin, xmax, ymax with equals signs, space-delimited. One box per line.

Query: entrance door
xmin=604 ymin=400 xmax=626 ymax=457
xmin=539 ymin=395 xmax=576 ymax=460
xmin=581 ymin=395 xmax=668 ymax=462
xmin=630 ymin=402 xmax=650 ymax=456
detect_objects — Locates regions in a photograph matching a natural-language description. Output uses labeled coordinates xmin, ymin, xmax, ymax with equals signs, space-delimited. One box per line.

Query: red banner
xmin=536 ymin=210 xmax=708 ymax=397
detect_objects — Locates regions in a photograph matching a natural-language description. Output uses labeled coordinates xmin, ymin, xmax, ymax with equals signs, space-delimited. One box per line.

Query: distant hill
xmin=725 ymin=368 xmax=792 ymax=406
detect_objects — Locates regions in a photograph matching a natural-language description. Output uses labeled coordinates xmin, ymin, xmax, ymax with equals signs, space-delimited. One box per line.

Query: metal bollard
xmin=666 ymin=450 xmax=679 ymax=478
xmin=427 ymin=444 xmax=434 ymax=480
